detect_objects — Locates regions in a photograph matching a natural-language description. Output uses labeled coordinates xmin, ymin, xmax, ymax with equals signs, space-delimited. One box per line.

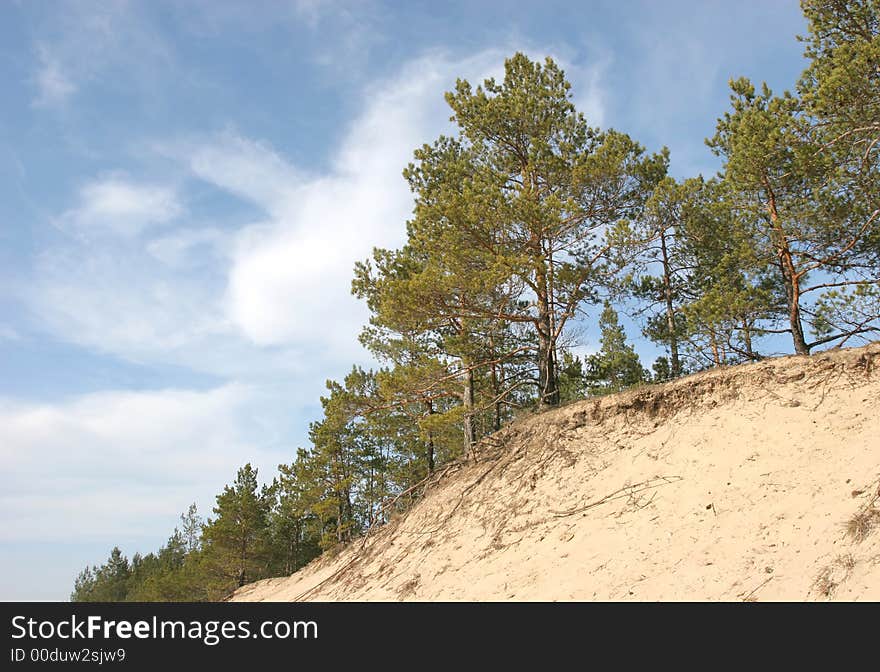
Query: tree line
xmin=72 ymin=0 xmax=878 ymax=601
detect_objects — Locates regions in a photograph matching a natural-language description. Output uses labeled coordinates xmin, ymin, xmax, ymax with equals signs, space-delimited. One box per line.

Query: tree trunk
xmin=526 ymin=167 xmax=558 ymax=408
xmin=344 ymin=494 xmax=353 ymax=541
xmin=709 ymin=331 xmax=721 ymax=367
xmin=424 ymin=400 xmax=435 ymax=473
xmin=536 ymin=322 xmax=558 ymax=407
xmin=535 ymin=270 xmax=559 ymax=408
xmin=239 ymin=537 xmax=248 ymax=586
xmin=492 ymin=363 xmax=502 ymax=432
xmin=741 ymin=317 xmax=757 ymax=360
xmin=426 ymin=433 xmax=435 ymax=473
xmin=659 ymin=229 xmax=681 ymax=377
xmin=489 ymin=333 xmax=502 ymax=432
xmin=368 ymin=466 xmax=375 ymax=526
xmin=779 ymin=250 xmax=809 ymax=355
xmin=764 ymin=178 xmax=809 ymax=355
xmin=462 ymin=365 xmax=476 ymax=457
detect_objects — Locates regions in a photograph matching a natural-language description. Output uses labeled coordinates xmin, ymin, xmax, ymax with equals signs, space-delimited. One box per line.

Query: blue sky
xmin=0 ymin=0 xmax=809 ymax=600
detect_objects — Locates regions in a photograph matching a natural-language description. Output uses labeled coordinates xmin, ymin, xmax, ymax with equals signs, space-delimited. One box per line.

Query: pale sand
xmin=234 ymin=342 xmax=880 ymax=602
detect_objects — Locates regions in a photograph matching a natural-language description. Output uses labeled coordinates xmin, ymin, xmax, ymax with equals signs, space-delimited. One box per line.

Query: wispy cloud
xmin=32 ymin=45 xmax=77 ymax=107
xmin=146 ymin=228 xmax=231 ymax=269
xmin=28 ymin=214 xmax=309 ymax=382
xmin=30 ymin=242 xmax=229 ymax=361
xmin=28 ymin=0 xmax=173 ymax=108
xmin=175 ymin=131 xmax=301 ymax=216
xmin=57 ymin=176 xmax=183 ymax=239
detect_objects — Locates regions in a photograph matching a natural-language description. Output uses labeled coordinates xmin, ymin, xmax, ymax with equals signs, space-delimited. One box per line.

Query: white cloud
xmin=216 ymin=54 xmax=476 ymax=350
xmin=32 ymin=46 xmax=77 ymax=107
xmin=0 ymin=384 xmax=285 ymax=543
xmin=146 ymin=228 xmax=230 ymax=268
xmin=58 ymin=176 xmax=182 ymax=238
xmin=27 ymin=233 xmax=316 ymax=381
xmin=181 ymin=132 xmax=301 ymax=216
xmin=204 ymin=50 xmax=607 ymax=354
xmin=31 ymin=243 xmax=227 ymax=357
xmin=30 ymin=48 xmax=606 ymax=372
xmin=571 ymin=57 xmax=608 ymax=129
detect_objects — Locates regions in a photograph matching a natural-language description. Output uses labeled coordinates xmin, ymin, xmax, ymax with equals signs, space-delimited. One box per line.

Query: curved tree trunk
xmin=764 ymin=177 xmax=810 ymax=355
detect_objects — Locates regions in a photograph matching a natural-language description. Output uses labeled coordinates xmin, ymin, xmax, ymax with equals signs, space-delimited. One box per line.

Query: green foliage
xmin=71 ymin=481 xmax=321 ymax=602
xmin=651 ymin=356 xmax=672 ymax=382
xmin=799 ymin=0 xmax=879 ymax=180
xmin=813 ymin=284 xmax=880 ymax=339
xmin=179 ymin=503 xmax=203 ymax=554
xmin=677 ymin=177 xmax=780 ymax=366
xmin=584 ymin=303 xmax=648 ymax=394
xmin=201 ymin=464 xmax=273 ymax=590
xmin=615 ymin=172 xmax=694 ymax=376
xmin=558 ymin=351 xmax=588 ymax=403
xmin=385 ymin=53 xmax=661 ymax=408
xmin=70 ymin=527 xmax=208 ymax=602
xmin=705 ymin=5 xmax=880 ymax=353
xmin=71 ymin=547 xmax=130 ymax=602
xmin=798 ymin=0 xmax=880 ymax=342
xmin=271 ymin=457 xmax=323 ymax=575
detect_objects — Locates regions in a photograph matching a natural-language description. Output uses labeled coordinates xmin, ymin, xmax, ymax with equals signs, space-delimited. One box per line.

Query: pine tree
xmin=180 ymin=503 xmax=203 ymax=554
xmin=352 ymin=248 xmax=482 ymax=462
xmin=355 ymin=233 xmax=532 ymax=455
xmin=678 ymin=177 xmax=779 ymax=367
xmin=79 ymin=547 xmax=132 ymax=602
xmin=799 ymin=0 xmax=879 ymax=197
xmin=709 ymin=74 xmax=879 ymax=353
xmin=797 ymin=0 xmax=880 ymax=343
xmin=584 ymin=303 xmax=648 ymax=394
xmin=70 ymin=566 xmax=97 ymax=602
xmin=557 ymin=351 xmax=588 ymax=402
xmin=651 ymin=356 xmax=672 ymax=382
xmin=313 ymin=384 xmax=358 ymax=545
xmin=391 ymin=53 xmax=660 ymax=409
xmin=611 ymin=169 xmax=692 ymax=378
xmin=201 ymin=464 xmax=272 ymax=590
xmin=372 ymin=355 xmax=461 ymax=478
xmin=271 ymin=462 xmax=322 ymax=575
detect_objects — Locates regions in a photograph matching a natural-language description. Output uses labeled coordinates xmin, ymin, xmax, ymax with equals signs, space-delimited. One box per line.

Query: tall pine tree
xmin=201 ymin=464 xmax=272 ymax=590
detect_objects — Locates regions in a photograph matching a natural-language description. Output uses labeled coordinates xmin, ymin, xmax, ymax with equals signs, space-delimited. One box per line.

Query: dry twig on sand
xmin=549 ymin=475 xmax=683 ymax=517
xmin=740 ymin=576 xmax=773 ymax=602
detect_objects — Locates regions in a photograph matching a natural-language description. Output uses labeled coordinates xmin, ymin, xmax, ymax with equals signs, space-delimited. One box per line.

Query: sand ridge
xmin=233 ymin=343 xmax=880 ymax=601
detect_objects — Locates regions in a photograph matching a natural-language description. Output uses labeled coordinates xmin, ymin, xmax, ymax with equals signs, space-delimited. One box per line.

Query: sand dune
xmin=234 ymin=342 xmax=880 ymax=601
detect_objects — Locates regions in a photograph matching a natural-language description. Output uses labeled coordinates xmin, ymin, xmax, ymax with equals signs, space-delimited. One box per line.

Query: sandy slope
xmin=234 ymin=343 xmax=880 ymax=602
